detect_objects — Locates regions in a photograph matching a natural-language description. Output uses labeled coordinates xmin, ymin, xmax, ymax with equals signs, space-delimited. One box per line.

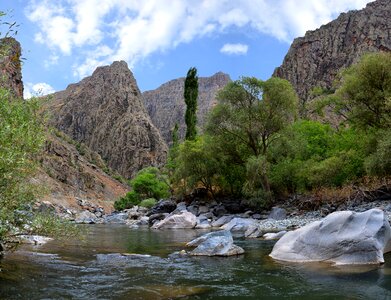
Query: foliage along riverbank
xmin=115 ymin=52 xmax=391 ymax=213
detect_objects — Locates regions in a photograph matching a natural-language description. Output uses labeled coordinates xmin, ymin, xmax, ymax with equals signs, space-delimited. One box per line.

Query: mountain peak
xmin=47 ymin=62 xmax=167 ymax=178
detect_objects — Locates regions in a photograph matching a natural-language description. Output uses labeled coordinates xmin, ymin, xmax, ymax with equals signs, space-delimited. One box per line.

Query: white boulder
xmin=263 ymin=231 xmax=287 ymax=240
xmin=221 ymin=217 xmax=258 ymax=232
xmin=152 ymin=211 xmax=197 ymax=229
xmin=270 ymin=209 xmax=391 ymax=265
xmin=187 ymin=230 xmax=244 ymax=256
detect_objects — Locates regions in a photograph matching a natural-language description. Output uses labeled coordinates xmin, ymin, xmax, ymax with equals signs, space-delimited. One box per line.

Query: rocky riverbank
xmin=67 ymin=194 xmax=391 ymax=240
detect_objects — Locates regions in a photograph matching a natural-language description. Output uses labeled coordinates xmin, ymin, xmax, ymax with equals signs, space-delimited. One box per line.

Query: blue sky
xmin=2 ymin=0 xmax=372 ymax=98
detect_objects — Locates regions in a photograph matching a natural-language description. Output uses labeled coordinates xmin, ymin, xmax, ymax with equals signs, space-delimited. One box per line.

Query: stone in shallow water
xmin=19 ymin=235 xmax=53 ymax=245
xmin=104 ymin=212 xmax=128 ymax=224
xmin=270 ymin=209 xmax=391 ymax=265
xmin=75 ymin=210 xmax=97 ymax=224
xmin=187 ymin=230 xmax=244 ymax=256
xmin=148 ymin=199 xmax=177 ymax=215
xmin=263 ymin=231 xmax=287 ymax=240
xmin=152 ymin=211 xmax=197 ymax=229
xmin=221 ymin=217 xmax=258 ymax=233
xmin=211 ymin=215 xmax=233 ymax=227
xmin=244 ymin=224 xmax=263 ymax=238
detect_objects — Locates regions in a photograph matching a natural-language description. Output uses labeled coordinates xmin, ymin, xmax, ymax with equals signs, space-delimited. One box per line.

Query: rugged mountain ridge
xmin=274 ymin=0 xmax=391 ymax=107
xmin=0 ymin=38 xmax=23 ymax=98
xmin=0 ymin=37 xmax=128 ymax=212
xmin=143 ymin=72 xmax=231 ymax=144
xmin=47 ymin=61 xmax=168 ymax=178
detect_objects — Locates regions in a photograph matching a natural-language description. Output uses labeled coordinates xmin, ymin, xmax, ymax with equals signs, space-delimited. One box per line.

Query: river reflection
xmin=0 ymin=225 xmax=390 ymax=299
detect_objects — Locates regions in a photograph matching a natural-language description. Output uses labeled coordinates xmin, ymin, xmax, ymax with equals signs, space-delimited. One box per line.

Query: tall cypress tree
xmin=184 ymin=67 xmax=198 ymax=140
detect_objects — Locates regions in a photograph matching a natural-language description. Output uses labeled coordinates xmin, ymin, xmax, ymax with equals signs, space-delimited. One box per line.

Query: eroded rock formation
xmin=270 ymin=209 xmax=391 ymax=265
xmin=274 ymin=0 xmax=391 ymax=107
xmin=143 ymin=72 xmax=230 ymax=144
xmin=37 ymin=133 xmax=129 ymax=212
xmin=0 ymin=37 xmax=23 ymax=98
xmin=47 ymin=61 xmax=168 ymax=178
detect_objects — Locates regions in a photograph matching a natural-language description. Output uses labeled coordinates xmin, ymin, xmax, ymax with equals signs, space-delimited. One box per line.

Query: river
xmin=1 ymin=225 xmax=390 ymax=299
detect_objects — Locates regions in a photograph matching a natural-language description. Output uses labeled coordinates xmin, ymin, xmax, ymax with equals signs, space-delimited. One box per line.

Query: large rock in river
xmin=221 ymin=217 xmax=258 ymax=233
xmin=152 ymin=211 xmax=197 ymax=229
xmin=186 ymin=230 xmax=244 ymax=256
xmin=270 ymin=209 xmax=391 ymax=265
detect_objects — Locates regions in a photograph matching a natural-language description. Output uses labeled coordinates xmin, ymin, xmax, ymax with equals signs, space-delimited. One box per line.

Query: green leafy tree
xmin=114 ymin=191 xmax=140 ymax=211
xmin=131 ymin=167 xmax=170 ymax=200
xmin=207 ymin=77 xmax=298 ymax=157
xmin=270 ymin=121 xmax=367 ymax=192
xmin=207 ymin=76 xmax=298 ymax=195
xmin=0 ymin=88 xmax=45 ymax=238
xmin=365 ymin=130 xmax=391 ymax=176
xmin=114 ymin=167 xmax=170 ymax=211
xmin=184 ymin=67 xmax=198 ymax=140
xmin=172 ymin=123 xmax=179 ymax=147
xmin=174 ymin=136 xmax=219 ymax=197
xmin=324 ymin=52 xmax=391 ymax=129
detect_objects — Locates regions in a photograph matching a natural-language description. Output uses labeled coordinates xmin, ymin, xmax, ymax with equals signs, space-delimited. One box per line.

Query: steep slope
xmin=0 ymin=37 xmax=128 ymax=212
xmin=47 ymin=61 xmax=168 ymax=178
xmin=274 ymin=0 xmax=391 ymax=107
xmin=37 ymin=133 xmax=128 ymax=212
xmin=143 ymin=72 xmax=231 ymax=144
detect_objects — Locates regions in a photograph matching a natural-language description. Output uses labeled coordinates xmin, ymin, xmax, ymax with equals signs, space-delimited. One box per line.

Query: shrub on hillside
xmin=365 ymin=130 xmax=391 ymax=176
xmin=114 ymin=191 xmax=140 ymax=211
xmin=131 ymin=167 xmax=170 ymax=200
xmin=139 ymin=198 xmax=157 ymax=209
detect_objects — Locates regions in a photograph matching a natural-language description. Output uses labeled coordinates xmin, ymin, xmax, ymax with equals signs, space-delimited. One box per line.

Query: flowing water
xmin=1 ymin=225 xmax=391 ymax=299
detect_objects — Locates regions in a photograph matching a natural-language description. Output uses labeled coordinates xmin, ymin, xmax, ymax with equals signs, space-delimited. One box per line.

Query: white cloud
xmin=44 ymin=54 xmax=60 ymax=68
xmin=25 ymin=0 xmax=372 ymax=78
xmin=24 ymin=82 xmax=55 ymax=99
xmin=220 ymin=43 xmax=249 ymax=55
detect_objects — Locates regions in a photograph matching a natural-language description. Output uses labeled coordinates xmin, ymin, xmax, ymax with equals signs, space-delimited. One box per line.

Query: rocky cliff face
xmin=143 ymin=72 xmax=231 ymax=144
xmin=0 ymin=37 xmax=23 ymax=98
xmin=274 ymin=0 xmax=391 ymax=107
xmin=37 ymin=133 xmax=129 ymax=212
xmin=47 ymin=61 xmax=167 ymax=178
xmin=0 ymin=38 xmax=128 ymax=211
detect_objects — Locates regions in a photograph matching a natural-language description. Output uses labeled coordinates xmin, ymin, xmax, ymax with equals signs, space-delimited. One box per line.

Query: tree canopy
xmin=184 ymin=67 xmax=198 ymax=140
xmin=207 ymin=76 xmax=298 ymax=157
xmin=328 ymin=52 xmax=391 ymax=129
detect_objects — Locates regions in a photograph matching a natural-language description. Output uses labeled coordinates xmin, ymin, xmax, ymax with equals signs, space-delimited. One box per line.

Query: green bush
xmin=270 ymin=159 xmax=306 ymax=193
xmin=307 ymin=150 xmax=364 ymax=188
xmin=114 ymin=191 xmax=140 ymax=211
xmin=131 ymin=167 xmax=170 ymax=200
xmin=0 ymin=88 xmax=45 ymax=240
xmin=365 ymin=130 xmax=391 ymax=176
xmin=31 ymin=212 xmax=82 ymax=239
xmin=139 ymin=198 xmax=157 ymax=209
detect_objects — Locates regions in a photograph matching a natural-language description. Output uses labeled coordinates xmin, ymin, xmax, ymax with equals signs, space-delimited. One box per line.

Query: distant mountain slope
xmin=143 ymin=72 xmax=231 ymax=144
xmin=274 ymin=0 xmax=391 ymax=107
xmin=46 ymin=61 xmax=168 ymax=178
